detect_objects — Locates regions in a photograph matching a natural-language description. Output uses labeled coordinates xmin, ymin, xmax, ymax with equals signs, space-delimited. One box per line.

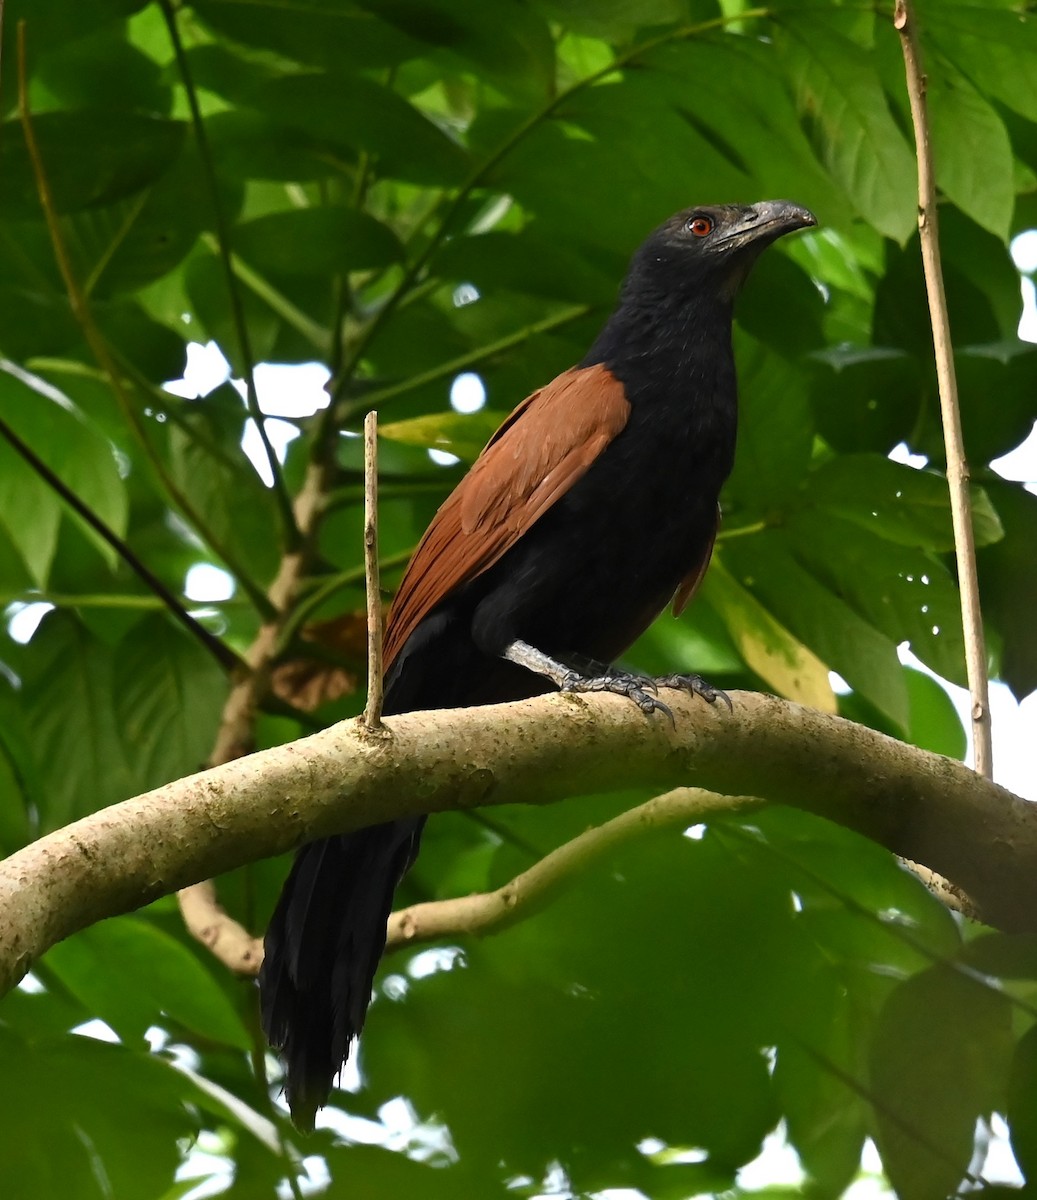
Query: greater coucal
xmin=261 ymin=200 xmax=817 ymax=1126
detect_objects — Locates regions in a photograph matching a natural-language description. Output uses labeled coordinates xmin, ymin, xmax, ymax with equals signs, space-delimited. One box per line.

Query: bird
xmin=260 ymin=199 xmax=817 ymax=1127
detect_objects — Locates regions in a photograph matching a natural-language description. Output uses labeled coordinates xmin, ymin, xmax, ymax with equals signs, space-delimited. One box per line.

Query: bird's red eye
xmin=688 ymin=216 xmax=713 ymax=237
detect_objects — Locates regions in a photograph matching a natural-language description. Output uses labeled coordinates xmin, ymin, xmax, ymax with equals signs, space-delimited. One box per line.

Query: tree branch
xmin=385 ymin=787 xmax=763 ymax=952
xmin=362 ymin=411 xmax=385 ymax=730
xmin=894 ymin=0 xmax=993 ymax=777
xmin=2 ymin=690 xmax=1034 ymax=999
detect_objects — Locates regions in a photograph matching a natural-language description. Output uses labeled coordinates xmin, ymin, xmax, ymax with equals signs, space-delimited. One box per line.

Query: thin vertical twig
xmin=362 ymin=411 xmax=385 ymax=730
xmin=894 ymin=0 xmax=992 ymax=779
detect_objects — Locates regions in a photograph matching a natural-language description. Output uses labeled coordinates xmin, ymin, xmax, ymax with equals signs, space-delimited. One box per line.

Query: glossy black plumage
xmin=260 ymin=200 xmax=816 ymax=1126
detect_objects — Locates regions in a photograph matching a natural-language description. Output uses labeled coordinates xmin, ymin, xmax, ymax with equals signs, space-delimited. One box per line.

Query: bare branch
xmin=894 ymin=0 xmax=993 ymax=778
xmin=178 ymin=879 xmax=262 ymax=974
xmin=363 ymin=412 xmax=385 ymax=730
xmin=386 ymin=788 xmax=763 ymax=951
xmin=4 ymin=690 xmax=1035 ymax=999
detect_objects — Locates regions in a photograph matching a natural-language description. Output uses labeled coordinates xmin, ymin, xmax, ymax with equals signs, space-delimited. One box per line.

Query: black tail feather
xmin=259 ymin=817 xmax=424 ymax=1128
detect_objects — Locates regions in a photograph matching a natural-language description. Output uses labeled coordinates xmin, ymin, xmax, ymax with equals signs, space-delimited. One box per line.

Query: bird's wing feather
xmin=383 ymin=363 xmax=630 ymax=669
xmin=671 ymin=505 xmax=720 ymax=617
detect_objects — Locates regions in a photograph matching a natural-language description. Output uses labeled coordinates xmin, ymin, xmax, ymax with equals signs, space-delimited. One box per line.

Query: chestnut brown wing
xmin=383 ymin=363 xmax=630 ymax=670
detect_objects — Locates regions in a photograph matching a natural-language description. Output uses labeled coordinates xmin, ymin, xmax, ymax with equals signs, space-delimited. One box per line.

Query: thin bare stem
xmin=894 ymin=0 xmax=992 ymax=778
xmin=363 ymin=411 xmax=385 ymax=730
xmin=157 ymin=0 xmax=299 ymax=547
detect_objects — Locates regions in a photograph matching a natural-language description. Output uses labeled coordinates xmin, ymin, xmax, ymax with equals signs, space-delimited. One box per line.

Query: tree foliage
xmin=1 ymin=0 xmax=1036 ymax=1195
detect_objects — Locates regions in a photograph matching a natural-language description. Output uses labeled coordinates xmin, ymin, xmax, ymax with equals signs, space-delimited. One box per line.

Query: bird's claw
xmin=656 ymin=673 xmax=733 ymax=711
xmin=560 ymin=670 xmax=672 ymax=721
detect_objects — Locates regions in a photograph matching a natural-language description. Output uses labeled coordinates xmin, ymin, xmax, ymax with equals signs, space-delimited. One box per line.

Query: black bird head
xmin=630 ymin=199 xmax=817 ymax=302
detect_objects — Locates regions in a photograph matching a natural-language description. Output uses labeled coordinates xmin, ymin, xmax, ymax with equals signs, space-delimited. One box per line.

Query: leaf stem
xmin=894 ymin=0 xmax=992 ymax=778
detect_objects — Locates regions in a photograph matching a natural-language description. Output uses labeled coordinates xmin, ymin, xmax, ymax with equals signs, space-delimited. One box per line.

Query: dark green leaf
xmin=19 ymin=610 xmax=135 ymax=827
xmin=930 ymin=4 xmax=1037 ymax=123
xmin=720 ymin=533 xmax=909 ymax=727
xmin=0 ymin=112 xmax=185 ymax=220
xmin=804 ymin=454 xmax=1002 ymax=551
xmin=979 ymin=481 xmax=1037 ymax=698
xmin=725 ymin=334 xmax=815 ymax=511
xmin=44 ymin=916 xmax=251 ymax=1049
xmin=870 ymin=964 xmax=1013 ymax=1200
xmin=233 ymin=206 xmax=403 ymax=277
xmin=0 ymin=366 xmax=127 ymax=584
xmin=112 ymin=614 xmax=227 ymax=791
xmin=1009 ymin=1023 xmax=1037 ymax=1182
xmin=928 ymin=65 xmax=1014 ymax=241
xmin=243 ymin=74 xmax=469 ymax=186
xmin=190 ymin=0 xmax=420 ymax=70
xmin=785 ymin=509 xmax=968 ymax=686
xmin=0 ymin=1026 xmax=198 ymax=1200
xmin=776 ymin=18 xmax=916 ymax=240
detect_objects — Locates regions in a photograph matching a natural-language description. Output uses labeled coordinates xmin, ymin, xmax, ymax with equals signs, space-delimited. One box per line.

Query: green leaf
xmin=0 ymin=112 xmax=185 ymax=220
xmin=0 ymin=366 xmax=127 ymax=583
xmin=721 ymin=533 xmax=909 ymax=727
xmin=808 ymin=348 xmax=922 ymax=456
xmin=379 ymin=409 xmax=503 ymax=461
xmin=243 ymin=73 xmax=469 ymax=186
xmin=0 ymin=676 xmax=41 ymax=853
xmin=874 ymin=209 xmax=1024 ymax=352
xmin=0 ymin=1026 xmax=198 ymax=1200
xmin=785 ymin=509 xmax=968 ymax=687
xmin=356 ymin=0 xmax=555 ymax=98
xmin=702 ymin=558 xmax=837 ymax=712
xmin=1009 ymin=1022 xmax=1037 ymax=1182
xmin=928 ymin=65 xmax=1014 ymax=241
xmin=34 ymin=26 xmax=172 ymax=116
xmin=190 ymin=0 xmax=419 ymax=70
xmin=774 ymin=966 xmax=868 ymax=1197
xmin=804 ymin=454 xmax=1002 ymax=552
xmin=957 ymin=346 xmax=1037 ymax=469
xmin=776 ymin=18 xmax=916 ymax=240
xmin=903 ymin=666 xmax=967 ymax=759
xmin=18 ymin=610 xmax=135 ymax=828
xmin=870 ymin=964 xmax=1013 ymax=1200
xmin=233 ymin=206 xmax=403 ymax=278
xmin=930 ymin=4 xmax=1037 ymax=123
xmin=725 ymin=334 xmax=815 ymax=510
xmin=112 ymin=614 xmax=227 ymax=792
xmin=434 ymin=229 xmax=615 ymax=304
xmin=44 ymin=916 xmax=251 ymax=1049
xmin=979 ymin=481 xmax=1037 ymax=698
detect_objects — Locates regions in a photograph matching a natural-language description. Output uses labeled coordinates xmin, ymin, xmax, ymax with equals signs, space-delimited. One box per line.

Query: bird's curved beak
xmin=714 ymin=200 xmax=817 ymax=255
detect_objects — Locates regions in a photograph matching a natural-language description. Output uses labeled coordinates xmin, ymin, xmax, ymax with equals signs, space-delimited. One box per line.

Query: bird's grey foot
xmin=655 ymin=673 xmax=733 ymax=711
xmin=560 ymin=669 xmax=671 ymax=720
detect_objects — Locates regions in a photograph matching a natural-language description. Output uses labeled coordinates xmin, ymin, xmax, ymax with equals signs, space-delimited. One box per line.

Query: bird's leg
xmin=502 ymin=639 xmax=670 ymax=718
xmin=655 ymin=673 xmax=733 ymax=711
